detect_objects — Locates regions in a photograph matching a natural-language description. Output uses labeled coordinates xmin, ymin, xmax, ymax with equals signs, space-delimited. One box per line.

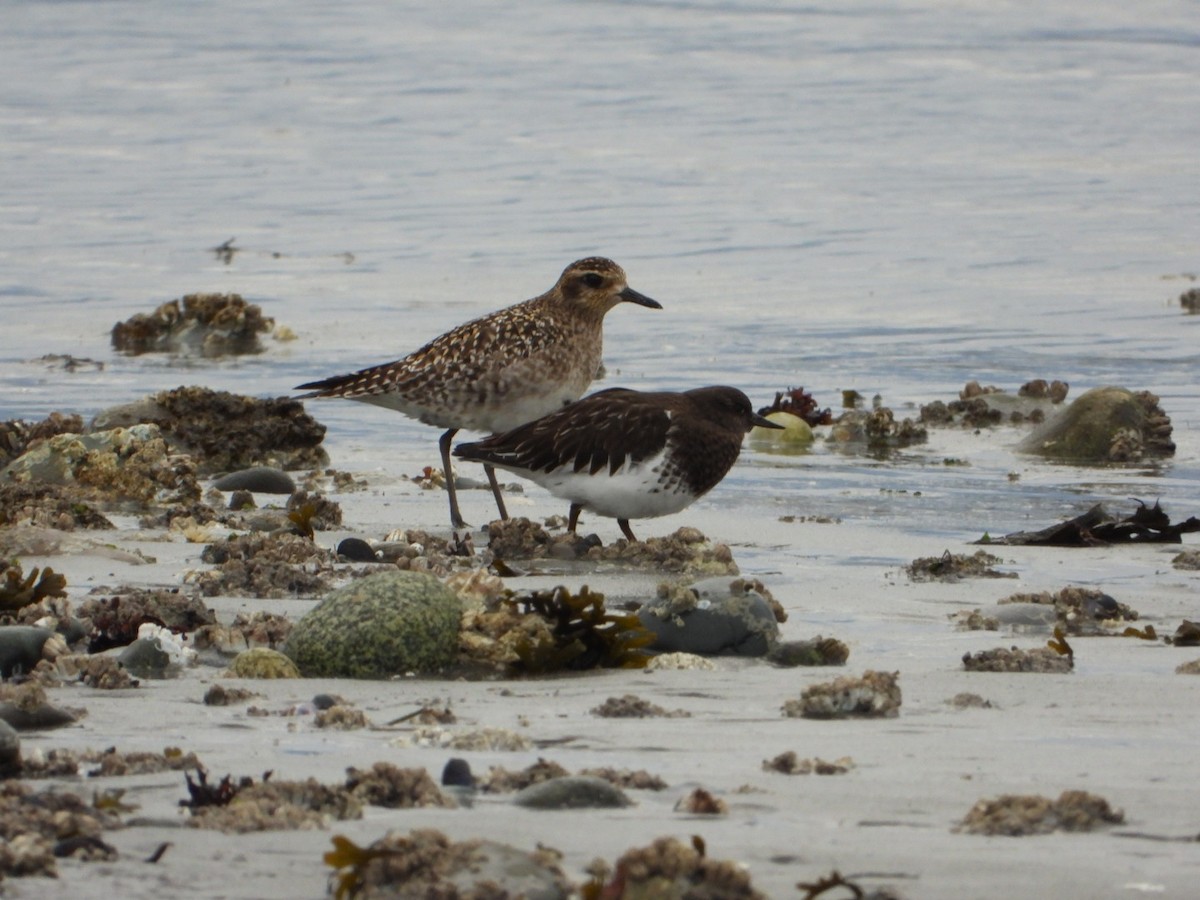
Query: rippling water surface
xmin=2 ymin=0 xmax=1198 ymax=540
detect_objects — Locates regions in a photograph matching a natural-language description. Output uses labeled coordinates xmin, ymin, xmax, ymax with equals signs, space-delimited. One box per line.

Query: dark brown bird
xmin=453 ymin=386 xmax=782 ymax=541
xmin=296 ymin=258 xmax=661 ymax=528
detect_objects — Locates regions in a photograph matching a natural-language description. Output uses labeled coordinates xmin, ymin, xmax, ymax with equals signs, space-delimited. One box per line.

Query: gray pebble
xmin=0 ymin=626 xmax=55 ymax=678
xmin=214 ymin=466 xmax=296 ymax=494
xmin=0 ymin=700 xmax=76 ymax=731
xmin=512 ymin=776 xmax=631 ymax=810
xmin=118 ymin=637 xmax=174 ymax=679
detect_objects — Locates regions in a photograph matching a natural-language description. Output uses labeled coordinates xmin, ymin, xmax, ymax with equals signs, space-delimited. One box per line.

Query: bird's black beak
xmin=752 ymin=412 xmax=786 ymax=429
xmin=619 ymin=286 xmax=662 ymax=309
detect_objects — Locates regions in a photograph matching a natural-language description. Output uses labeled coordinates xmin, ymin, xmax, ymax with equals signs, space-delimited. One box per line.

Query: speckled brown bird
xmin=296 ymin=258 xmax=661 ymax=529
xmin=453 ymin=386 xmax=782 ymax=541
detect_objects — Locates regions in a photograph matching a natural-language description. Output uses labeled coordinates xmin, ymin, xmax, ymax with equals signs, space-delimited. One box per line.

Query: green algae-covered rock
xmin=227 ymin=647 xmax=301 ymax=679
xmin=284 ymin=571 xmax=461 ymax=678
xmin=1018 ymin=386 xmax=1174 ymax=463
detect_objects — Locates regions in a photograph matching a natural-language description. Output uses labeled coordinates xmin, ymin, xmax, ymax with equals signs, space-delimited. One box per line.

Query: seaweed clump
xmin=0 ymin=782 xmax=122 ymax=878
xmin=503 ymin=585 xmax=655 ymax=672
xmin=0 ymin=560 xmax=67 ymax=612
xmin=181 ymin=767 xmax=362 ymax=833
xmin=584 ymin=835 xmax=765 ymax=899
xmin=757 ymin=387 xmax=833 ymax=426
xmin=956 ymin=790 xmax=1124 ymax=836
xmin=906 ymin=550 xmax=1016 ymax=582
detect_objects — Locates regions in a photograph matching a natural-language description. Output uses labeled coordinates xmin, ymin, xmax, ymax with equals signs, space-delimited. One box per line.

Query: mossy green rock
xmin=284 ymin=571 xmax=461 ymax=678
xmin=1018 ymin=386 xmax=1174 ymax=462
xmin=227 ymin=647 xmax=301 ymax=679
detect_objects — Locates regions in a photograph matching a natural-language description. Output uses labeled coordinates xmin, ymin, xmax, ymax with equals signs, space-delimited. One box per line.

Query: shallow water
xmin=2 ymin=0 xmax=1198 ymax=540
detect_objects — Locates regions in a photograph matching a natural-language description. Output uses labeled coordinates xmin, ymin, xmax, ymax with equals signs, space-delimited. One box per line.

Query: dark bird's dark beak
xmin=752 ymin=412 xmax=786 ymax=429
xmin=619 ymin=286 xmax=662 ymax=309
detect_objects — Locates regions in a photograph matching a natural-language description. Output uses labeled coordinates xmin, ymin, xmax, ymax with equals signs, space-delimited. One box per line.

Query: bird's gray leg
xmin=568 ymin=503 xmax=582 ymax=534
xmin=618 ymin=518 xmax=638 ymax=542
xmin=439 ymin=429 xmax=466 ymax=529
xmin=484 ymin=464 xmax=509 ymax=521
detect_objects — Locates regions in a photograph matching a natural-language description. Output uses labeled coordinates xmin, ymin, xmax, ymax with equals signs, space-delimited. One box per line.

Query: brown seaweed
xmin=503 ymin=585 xmax=655 ymax=672
xmin=981 ymin=501 xmax=1200 ymax=546
xmin=0 ymin=561 xmax=67 ymax=611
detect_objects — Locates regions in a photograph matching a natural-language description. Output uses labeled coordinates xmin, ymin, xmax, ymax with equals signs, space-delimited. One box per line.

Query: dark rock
xmin=0 ymin=700 xmax=76 ymax=730
xmin=0 ymin=719 xmax=19 ymax=776
xmin=0 ymin=625 xmax=57 ymax=677
xmin=336 ymin=538 xmax=377 ymax=562
xmin=442 ymin=758 xmax=475 ymax=788
xmin=214 ymin=466 xmax=296 ymax=494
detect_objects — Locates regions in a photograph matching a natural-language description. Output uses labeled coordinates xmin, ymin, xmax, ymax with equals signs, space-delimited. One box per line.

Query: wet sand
xmin=10 ymin=458 xmax=1200 ymax=899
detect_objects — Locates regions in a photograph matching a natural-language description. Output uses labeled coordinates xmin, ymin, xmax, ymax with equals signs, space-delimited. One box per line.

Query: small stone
xmin=336 ymin=537 xmax=378 ymax=562
xmin=117 ymin=637 xmax=174 ymax=679
xmin=512 ymin=776 xmax=631 ymax=810
xmin=214 ymin=467 xmax=296 ymax=494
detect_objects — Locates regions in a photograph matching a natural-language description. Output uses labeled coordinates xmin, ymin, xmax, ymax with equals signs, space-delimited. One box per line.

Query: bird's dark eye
xmin=582 ymin=273 xmax=604 ymax=289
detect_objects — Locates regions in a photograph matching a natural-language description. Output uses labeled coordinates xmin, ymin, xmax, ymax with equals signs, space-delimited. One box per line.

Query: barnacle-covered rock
xmin=0 ymin=482 xmax=113 ymax=530
xmin=0 ymin=424 xmax=201 ymax=507
xmin=284 ymin=572 xmax=461 ymax=678
xmin=962 ymin=645 xmax=1074 ymax=673
xmin=0 ymin=412 xmax=85 ymax=468
xmin=193 ymin=532 xmax=336 ymax=598
xmin=828 ymin=405 xmax=926 ymax=450
xmin=111 ymin=293 xmax=274 ymax=357
xmin=324 ymin=829 xmax=572 ymax=899
xmin=921 ymin=380 xmax=1068 ymax=428
xmin=77 ymin=586 xmax=216 ymax=653
xmin=92 ymin=386 xmax=328 ymax=474
xmin=639 ymin=576 xmax=780 ymax=657
xmin=589 ymin=835 xmax=765 ymax=899
xmin=486 ymin=519 xmax=739 ymax=575
xmin=783 ymin=670 xmax=901 ymax=719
